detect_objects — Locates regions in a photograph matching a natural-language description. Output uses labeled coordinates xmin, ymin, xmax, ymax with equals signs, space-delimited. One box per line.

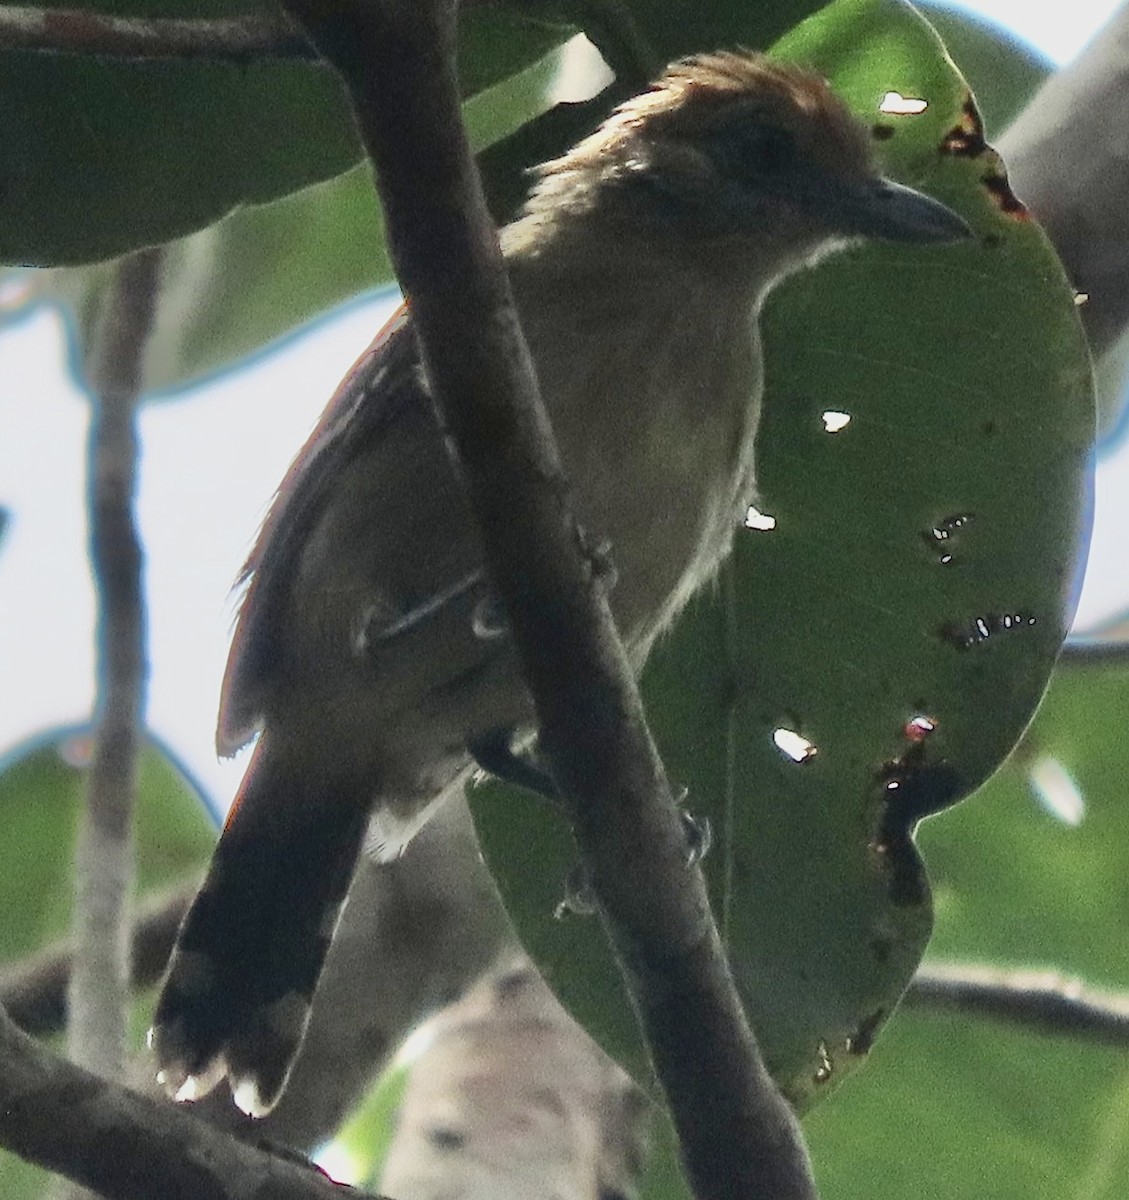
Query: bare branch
xmin=0 ymin=1003 xmax=368 ymax=1200
xmin=274 ymin=2 xmax=816 ymax=1198
xmin=906 ymin=963 xmax=1129 ymax=1047
xmin=67 ymin=248 xmax=162 ymax=1094
xmin=0 ymin=6 xmax=318 ymax=62
xmin=1059 ymin=638 xmax=1129 ymax=667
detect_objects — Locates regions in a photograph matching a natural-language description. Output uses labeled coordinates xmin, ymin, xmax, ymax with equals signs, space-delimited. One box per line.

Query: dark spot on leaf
xmin=875 ymin=744 xmax=964 ymax=907
xmin=938 ymin=610 xmax=1037 ymax=650
xmin=982 ymin=420 xmax=997 ymax=436
xmin=982 ymin=233 xmax=1003 ymax=249
xmin=875 ymin=826 xmax=929 ymax=909
xmin=878 ymin=745 xmax=964 ymax=827
xmin=939 ymin=96 xmax=1028 ymax=217
xmin=872 ymin=123 xmax=896 ymax=141
xmin=983 ymin=169 xmax=1029 ymax=218
xmin=846 ymin=1008 xmax=885 ymax=1056
xmin=940 ymin=95 xmax=987 ymax=157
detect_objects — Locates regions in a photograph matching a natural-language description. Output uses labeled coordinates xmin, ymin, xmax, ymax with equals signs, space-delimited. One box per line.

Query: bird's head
xmin=519 ymin=51 xmax=967 ymax=280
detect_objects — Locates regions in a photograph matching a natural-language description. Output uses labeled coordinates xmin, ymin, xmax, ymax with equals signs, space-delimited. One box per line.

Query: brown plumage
xmin=151 ymin=50 xmax=967 ymax=1118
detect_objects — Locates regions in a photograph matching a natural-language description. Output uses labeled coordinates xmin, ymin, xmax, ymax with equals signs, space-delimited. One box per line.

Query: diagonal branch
xmin=0 ymin=1003 xmax=365 ymax=1200
xmin=274 ymin=1 xmax=816 ymax=1198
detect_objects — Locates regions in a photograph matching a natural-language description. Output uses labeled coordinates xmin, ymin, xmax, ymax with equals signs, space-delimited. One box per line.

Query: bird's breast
xmin=526 ymin=287 xmax=763 ymax=656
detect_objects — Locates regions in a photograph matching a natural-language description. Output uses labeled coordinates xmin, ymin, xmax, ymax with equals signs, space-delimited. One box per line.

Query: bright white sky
xmin=0 ymin=0 xmax=1126 ymax=815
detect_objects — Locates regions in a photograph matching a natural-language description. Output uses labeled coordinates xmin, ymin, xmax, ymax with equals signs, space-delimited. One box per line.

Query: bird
xmin=150 ymin=50 xmax=968 ymax=1119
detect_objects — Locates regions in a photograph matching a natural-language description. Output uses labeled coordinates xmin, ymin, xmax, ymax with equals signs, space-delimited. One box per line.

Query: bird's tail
xmin=150 ymin=737 xmax=371 ymax=1118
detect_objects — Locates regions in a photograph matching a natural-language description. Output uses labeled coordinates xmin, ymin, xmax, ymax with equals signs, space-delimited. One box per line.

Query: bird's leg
xmin=469 ymin=728 xmax=558 ymax=800
xmin=472 ymin=532 xmax=615 ymax=644
xmin=469 ymin=731 xmax=602 ymax=917
xmin=554 ymin=807 xmax=710 ymax=920
xmin=471 ymin=733 xmax=710 ymax=924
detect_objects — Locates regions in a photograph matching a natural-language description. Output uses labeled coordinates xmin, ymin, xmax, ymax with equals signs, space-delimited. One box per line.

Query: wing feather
xmin=217 ymin=305 xmax=420 ymax=755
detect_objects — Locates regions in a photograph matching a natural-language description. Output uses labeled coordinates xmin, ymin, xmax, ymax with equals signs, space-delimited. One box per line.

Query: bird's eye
xmin=712 ymin=122 xmax=797 ymax=179
xmin=746 ymin=125 xmax=795 ymax=170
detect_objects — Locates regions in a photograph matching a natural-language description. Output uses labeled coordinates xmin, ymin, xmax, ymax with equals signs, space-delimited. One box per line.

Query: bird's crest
xmin=530 ymin=50 xmax=872 ymax=200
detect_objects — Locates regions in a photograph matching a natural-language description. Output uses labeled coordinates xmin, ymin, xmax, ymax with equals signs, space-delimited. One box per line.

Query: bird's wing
xmin=217 ymin=304 xmax=426 ymax=755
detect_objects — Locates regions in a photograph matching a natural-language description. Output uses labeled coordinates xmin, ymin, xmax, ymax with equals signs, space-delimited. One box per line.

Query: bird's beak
xmin=829 ymin=176 xmax=971 ymax=244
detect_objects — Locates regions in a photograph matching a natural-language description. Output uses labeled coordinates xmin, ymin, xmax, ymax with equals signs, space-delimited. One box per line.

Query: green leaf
xmin=921 ymin=654 xmax=1129 ymax=980
xmin=25 ymin=30 xmax=575 ymax=391
xmin=803 ymin=654 xmax=1129 ymax=1197
xmin=335 ymin=1057 xmax=411 ymax=1190
xmin=0 ymin=3 xmax=572 ymax=267
xmin=20 ymin=0 xmax=839 ymax=390
xmin=0 ymin=726 xmax=215 ymax=1195
xmin=0 ymin=727 xmax=214 ymax=965
xmin=472 ymin=0 xmax=1092 ymax=1120
xmin=914 ymin=0 xmax=1050 ymax=136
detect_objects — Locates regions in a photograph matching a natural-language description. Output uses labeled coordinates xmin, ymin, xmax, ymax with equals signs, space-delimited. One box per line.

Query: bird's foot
xmin=555 ymin=862 xmax=599 ymax=918
xmin=469 ymin=729 xmax=557 ymax=800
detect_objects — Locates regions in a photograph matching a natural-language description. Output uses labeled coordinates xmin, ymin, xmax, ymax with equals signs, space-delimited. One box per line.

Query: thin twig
xmin=0 ymin=6 xmax=319 ymax=62
xmin=0 ymin=1003 xmax=364 ymax=1200
xmin=1059 ymin=638 xmax=1129 ymax=667
xmin=274 ymin=2 xmax=816 ymax=1198
xmin=67 ymin=248 xmax=162 ymax=1093
xmin=906 ymin=963 xmax=1129 ymax=1047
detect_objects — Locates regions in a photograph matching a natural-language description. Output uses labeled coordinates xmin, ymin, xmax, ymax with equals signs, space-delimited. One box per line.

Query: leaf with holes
xmin=471 ymin=0 xmax=1092 ymax=1112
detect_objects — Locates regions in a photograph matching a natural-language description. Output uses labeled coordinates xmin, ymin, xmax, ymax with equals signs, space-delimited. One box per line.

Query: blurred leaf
xmin=21 ymin=0 xmax=836 ymax=391
xmin=1094 ymin=323 xmax=1129 ymax=442
xmin=473 ymin=0 xmax=1092 ymax=1121
xmin=920 ymin=655 xmax=1129 ymax=980
xmin=0 ymin=727 xmax=214 ymax=965
xmin=806 ymin=1007 xmax=1129 ymax=1200
xmin=336 ymin=1057 xmax=411 ymax=1191
xmin=28 ymin=32 xmax=576 ymax=391
xmin=0 ymin=725 xmax=215 ymax=1195
xmin=1 ymin=1 xmax=573 ymax=268
xmin=803 ymin=653 xmax=1129 ymax=1196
